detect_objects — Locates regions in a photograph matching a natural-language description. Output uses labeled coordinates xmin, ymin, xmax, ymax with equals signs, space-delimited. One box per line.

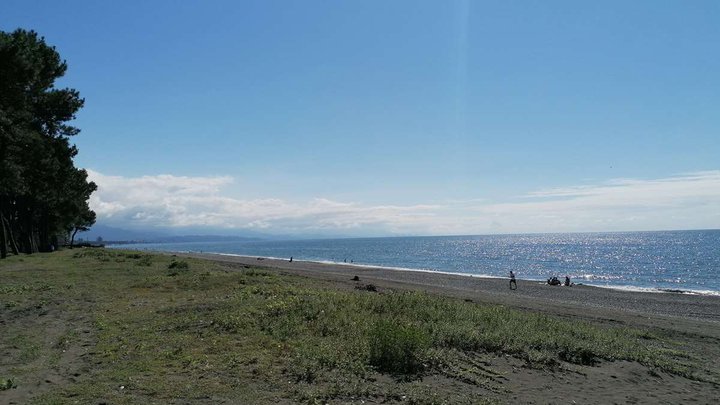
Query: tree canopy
xmin=0 ymin=28 xmax=96 ymax=258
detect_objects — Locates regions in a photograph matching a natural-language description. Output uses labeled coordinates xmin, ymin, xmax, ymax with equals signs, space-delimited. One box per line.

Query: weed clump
xmin=169 ymin=260 xmax=189 ymax=270
xmin=136 ymin=255 xmax=153 ymax=266
xmin=368 ymin=319 xmax=429 ymax=375
xmin=0 ymin=377 xmax=16 ymax=391
xmin=355 ymin=284 xmax=378 ymax=292
xmin=167 ymin=260 xmax=190 ymax=276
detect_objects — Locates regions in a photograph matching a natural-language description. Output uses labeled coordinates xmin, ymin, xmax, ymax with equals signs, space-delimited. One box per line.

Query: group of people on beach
xmin=509 ymin=271 xmax=572 ymax=289
xmin=547 ymin=275 xmax=571 ymax=286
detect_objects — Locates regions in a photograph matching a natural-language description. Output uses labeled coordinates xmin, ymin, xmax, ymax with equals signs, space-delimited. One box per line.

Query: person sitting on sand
xmin=564 ymin=276 xmax=570 ymax=286
xmin=509 ymin=270 xmax=517 ymax=290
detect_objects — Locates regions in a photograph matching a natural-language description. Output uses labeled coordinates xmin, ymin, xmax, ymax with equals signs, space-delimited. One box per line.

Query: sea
xmin=110 ymin=230 xmax=720 ymax=296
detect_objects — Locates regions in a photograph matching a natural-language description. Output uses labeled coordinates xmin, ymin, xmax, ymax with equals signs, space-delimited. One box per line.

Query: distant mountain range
xmin=75 ymin=224 xmax=163 ymax=242
xmin=76 ymin=224 xmax=263 ymax=243
xmin=75 ymin=223 xmax=354 ymax=243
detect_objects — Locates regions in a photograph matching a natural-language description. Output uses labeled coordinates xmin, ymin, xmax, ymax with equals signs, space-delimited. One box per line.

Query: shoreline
xmin=158 ymin=250 xmax=720 ymax=330
xmin=117 ymin=246 xmax=720 ymax=297
xmin=248 ymin=252 xmax=720 ymax=297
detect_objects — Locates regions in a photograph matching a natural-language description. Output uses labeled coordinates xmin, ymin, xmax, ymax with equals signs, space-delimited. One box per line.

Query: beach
xmin=181 ymin=253 xmax=720 ymax=326
xmin=175 ymin=252 xmax=720 ymax=403
xmin=3 ymin=250 xmax=719 ymax=404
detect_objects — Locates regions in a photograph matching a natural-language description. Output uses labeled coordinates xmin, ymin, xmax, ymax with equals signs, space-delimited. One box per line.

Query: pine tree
xmin=0 ymin=29 xmax=95 ymax=257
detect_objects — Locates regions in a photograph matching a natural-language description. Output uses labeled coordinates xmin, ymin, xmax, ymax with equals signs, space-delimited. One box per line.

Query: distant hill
xmin=150 ymin=235 xmax=263 ymax=243
xmin=77 ymin=224 xmax=264 ymax=244
xmin=77 ymin=222 xmax=357 ymax=244
xmin=76 ymin=224 xmax=167 ymax=242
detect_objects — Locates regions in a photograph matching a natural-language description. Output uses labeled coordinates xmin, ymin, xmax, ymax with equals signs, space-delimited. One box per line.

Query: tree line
xmin=0 ymin=29 xmax=96 ymax=258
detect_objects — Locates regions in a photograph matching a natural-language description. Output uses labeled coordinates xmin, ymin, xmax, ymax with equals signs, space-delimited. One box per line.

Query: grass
xmin=0 ymin=249 xmax=716 ymax=404
xmin=167 ymin=259 xmax=190 ymax=276
xmin=0 ymin=378 xmax=16 ymax=391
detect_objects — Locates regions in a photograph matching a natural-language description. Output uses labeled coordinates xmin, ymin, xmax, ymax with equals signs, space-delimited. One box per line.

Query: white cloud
xmin=87 ymin=170 xmax=440 ymax=234
xmin=87 ymin=170 xmax=720 ymax=235
xmin=461 ymin=171 xmax=720 ymax=233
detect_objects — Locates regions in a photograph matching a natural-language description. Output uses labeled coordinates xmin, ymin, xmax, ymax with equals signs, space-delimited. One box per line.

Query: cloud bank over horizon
xmin=87 ymin=170 xmax=720 ymax=236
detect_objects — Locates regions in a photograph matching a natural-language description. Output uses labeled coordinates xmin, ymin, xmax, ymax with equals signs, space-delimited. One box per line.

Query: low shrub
xmin=167 ymin=260 xmax=190 ymax=276
xmin=0 ymin=378 xmax=16 ymax=391
xmin=368 ymin=319 xmax=429 ymax=375
xmin=136 ymin=255 xmax=153 ymax=266
xmin=168 ymin=260 xmax=189 ymax=270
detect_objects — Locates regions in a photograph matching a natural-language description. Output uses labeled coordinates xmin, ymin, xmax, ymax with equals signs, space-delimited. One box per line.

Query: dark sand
xmin=176 ymin=252 xmax=720 ymax=404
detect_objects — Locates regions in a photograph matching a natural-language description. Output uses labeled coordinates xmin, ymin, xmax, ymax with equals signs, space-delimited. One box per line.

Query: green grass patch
xmin=369 ymin=319 xmax=430 ymax=374
xmin=167 ymin=259 xmax=190 ymax=276
xmin=0 ymin=377 xmax=17 ymax=391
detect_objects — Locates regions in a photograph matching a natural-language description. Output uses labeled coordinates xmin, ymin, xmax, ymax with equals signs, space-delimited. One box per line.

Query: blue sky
xmin=4 ymin=1 xmax=719 ymax=235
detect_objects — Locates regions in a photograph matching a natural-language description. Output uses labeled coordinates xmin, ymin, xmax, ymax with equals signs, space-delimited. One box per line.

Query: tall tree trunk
xmin=0 ymin=210 xmax=7 ymax=259
xmin=2 ymin=212 xmax=19 ymax=255
xmin=29 ymin=230 xmax=38 ymax=254
xmin=24 ymin=203 xmax=38 ymax=254
xmin=15 ymin=198 xmax=29 ymax=253
xmin=38 ymin=212 xmax=49 ymax=252
xmin=70 ymin=227 xmax=79 ymax=248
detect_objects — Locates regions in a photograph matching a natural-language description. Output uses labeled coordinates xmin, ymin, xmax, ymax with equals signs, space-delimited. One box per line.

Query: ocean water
xmin=112 ymin=230 xmax=720 ymax=295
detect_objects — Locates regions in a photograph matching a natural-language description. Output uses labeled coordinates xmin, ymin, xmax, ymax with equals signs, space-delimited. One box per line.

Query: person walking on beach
xmin=509 ymin=271 xmax=517 ymax=290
